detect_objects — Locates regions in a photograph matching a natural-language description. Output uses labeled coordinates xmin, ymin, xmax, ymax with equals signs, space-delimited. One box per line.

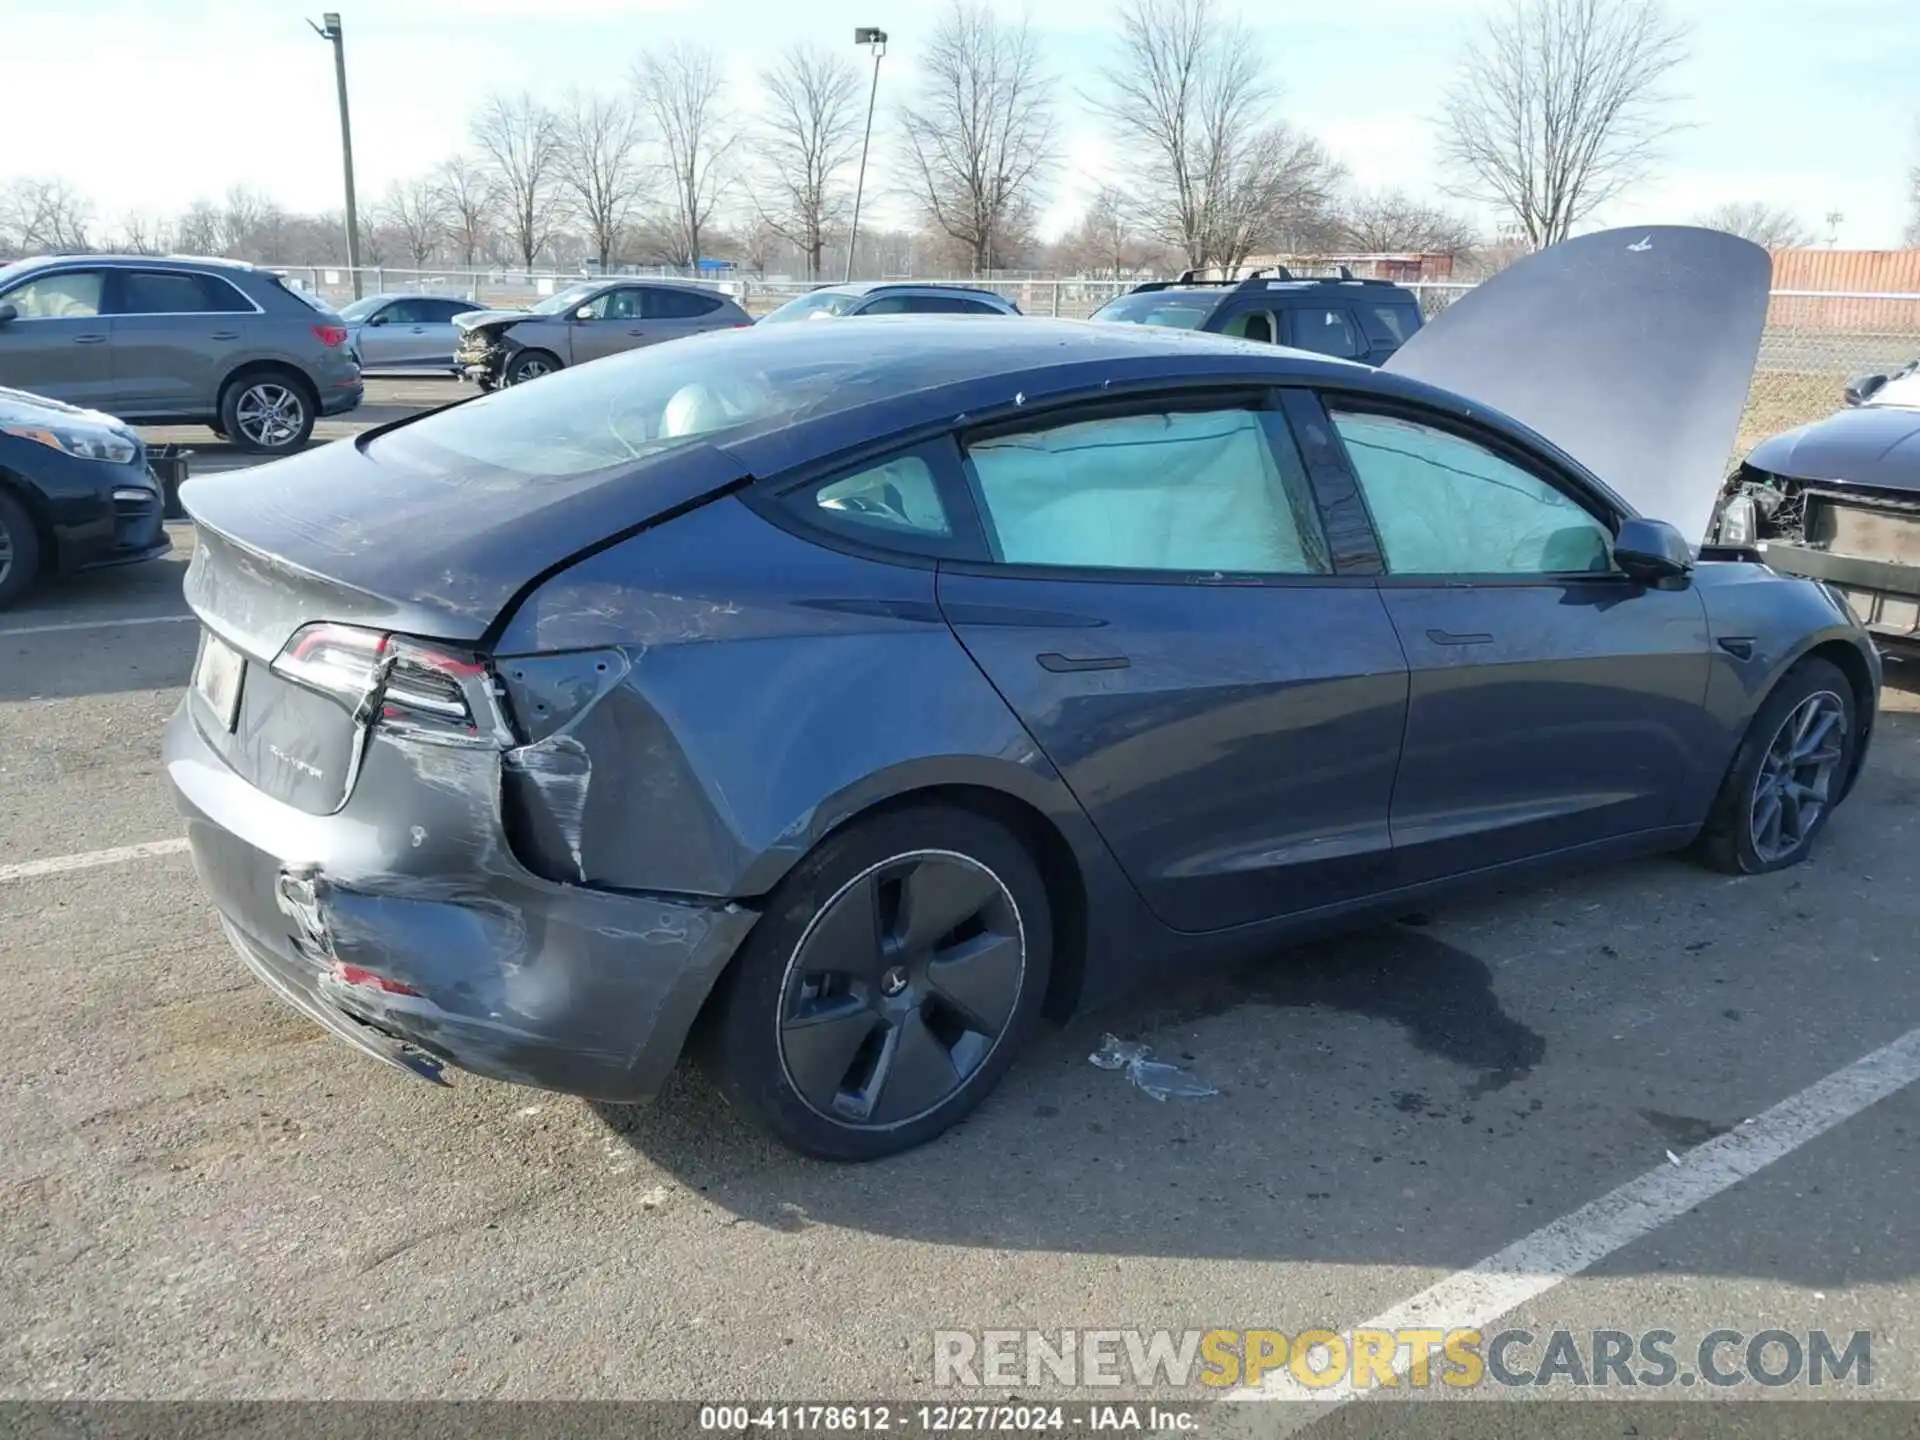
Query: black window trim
xmin=939 ymin=386 xmax=1359 ymax=590
xmin=105 ymin=267 xmax=263 ymax=318
xmin=1313 ymin=387 xmax=1631 ymax=588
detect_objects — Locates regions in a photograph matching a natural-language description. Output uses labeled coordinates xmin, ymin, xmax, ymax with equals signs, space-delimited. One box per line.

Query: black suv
xmin=1089 ymin=267 xmax=1424 ymax=366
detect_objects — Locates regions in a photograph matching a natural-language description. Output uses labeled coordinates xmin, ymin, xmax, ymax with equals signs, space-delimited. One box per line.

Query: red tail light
xmin=312 ymin=323 xmax=349 ymax=347
xmin=272 ymin=622 xmax=506 ymax=746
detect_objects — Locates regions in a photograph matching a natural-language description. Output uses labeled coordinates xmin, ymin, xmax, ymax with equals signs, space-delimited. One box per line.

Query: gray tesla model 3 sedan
xmin=165 ymin=228 xmax=1880 ymax=1159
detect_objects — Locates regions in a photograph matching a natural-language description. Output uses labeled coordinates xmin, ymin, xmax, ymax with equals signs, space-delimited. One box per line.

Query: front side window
xmin=1220 ymin=309 xmax=1278 ymax=344
xmin=758 ymin=290 xmax=862 ymax=323
xmin=3 ymin=270 xmax=105 ymax=319
xmin=812 ymin=455 xmax=950 ymax=537
xmin=1330 ymin=409 xmax=1614 ymax=576
xmin=1289 ymin=307 xmax=1361 ymax=359
xmin=966 ymin=407 xmax=1328 ymax=575
xmin=1363 ymin=302 xmax=1419 ymax=344
xmin=585 ymin=288 xmax=642 ymax=320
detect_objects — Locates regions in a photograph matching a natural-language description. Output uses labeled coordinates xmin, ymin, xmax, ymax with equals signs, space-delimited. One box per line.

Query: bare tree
xmin=1439 ymin=0 xmax=1688 ymax=249
xmin=556 ymin=90 xmax=649 ymax=269
xmin=174 ymin=200 xmax=220 ymax=255
xmin=374 ymin=177 xmax=451 ymax=267
xmin=899 ymin=2 xmax=1059 ymax=275
xmin=753 ymin=44 xmax=864 ymax=280
xmin=433 ymin=156 xmax=499 ymax=268
xmin=1062 ymin=186 xmax=1159 ymax=278
xmin=0 ymin=178 xmax=96 ymax=253
xmin=1694 ymin=200 xmax=1812 ymax=250
xmin=1092 ymin=0 xmax=1341 ymax=273
xmin=472 ymin=91 xmax=562 ymax=272
xmin=635 ymin=42 xmax=735 ymax=270
xmin=1905 ymin=145 xmax=1920 ymax=248
xmin=114 ymin=211 xmax=173 ymax=255
xmin=1340 ymin=188 xmax=1480 ymax=254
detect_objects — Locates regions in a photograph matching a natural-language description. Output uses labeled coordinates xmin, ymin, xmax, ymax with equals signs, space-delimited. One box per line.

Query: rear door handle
xmin=1037 ymin=652 xmax=1131 ymax=673
xmin=74 ymin=333 xmax=108 ymax=344
xmin=1426 ymin=628 xmax=1493 ymax=646
xmin=210 ymin=330 xmax=240 ymax=341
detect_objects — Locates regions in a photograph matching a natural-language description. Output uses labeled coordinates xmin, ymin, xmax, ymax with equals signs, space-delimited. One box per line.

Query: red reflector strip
xmin=331 ymin=962 xmax=421 ymax=996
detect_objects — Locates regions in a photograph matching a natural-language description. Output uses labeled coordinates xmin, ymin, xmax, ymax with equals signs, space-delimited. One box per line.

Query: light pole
xmin=844 ymin=26 xmax=887 ymax=284
xmin=308 ymin=12 xmax=364 ymax=299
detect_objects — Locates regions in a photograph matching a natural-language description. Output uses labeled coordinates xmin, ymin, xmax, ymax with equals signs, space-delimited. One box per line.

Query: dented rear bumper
xmin=163 ymin=698 xmax=758 ymax=1102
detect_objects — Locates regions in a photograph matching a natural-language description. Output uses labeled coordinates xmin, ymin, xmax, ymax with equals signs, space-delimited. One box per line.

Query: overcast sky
xmin=10 ymin=0 xmax=1916 ymax=248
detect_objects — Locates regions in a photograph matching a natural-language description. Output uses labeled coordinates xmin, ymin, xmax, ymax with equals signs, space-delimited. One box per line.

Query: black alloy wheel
xmin=705 ymin=805 xmax=1051 ymax=1160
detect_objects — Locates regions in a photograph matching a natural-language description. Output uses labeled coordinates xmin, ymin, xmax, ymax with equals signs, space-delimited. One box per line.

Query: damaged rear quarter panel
xmin=492 ymin=496 xmax=1117 ymax=904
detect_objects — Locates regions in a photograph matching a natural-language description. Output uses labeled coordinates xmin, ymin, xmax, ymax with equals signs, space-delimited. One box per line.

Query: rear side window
xmin=916 ymin=294 xmax=1004 ymax=314
xmin=424 ymin=298 xmax=479 ymax=322
xmin=645 ymin=288 xmax=726 ymax=319
xmin=965 ymin=407 xmax=1329 ymax=575
xmin=1288 ymin=307 xmax=1362 ymax=359
xmin=1360 ymin=302 xmax=1419 ymax=345
xmin=811 ymin=455 xmax=951 ymax=537
xmin=115 ymin=270 xmax=253 ymax=315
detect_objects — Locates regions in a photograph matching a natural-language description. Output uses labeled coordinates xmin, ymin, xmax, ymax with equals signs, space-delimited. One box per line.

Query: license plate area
xmin=194 ymin=632 xmax=246 ymax=732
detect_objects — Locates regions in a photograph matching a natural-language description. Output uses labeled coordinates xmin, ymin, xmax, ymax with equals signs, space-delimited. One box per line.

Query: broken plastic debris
xmin=1665 ymin=1149 xmax=1682 ymax=1166
xmin=1088 ymin=1034 xmax=1219 ymax=1102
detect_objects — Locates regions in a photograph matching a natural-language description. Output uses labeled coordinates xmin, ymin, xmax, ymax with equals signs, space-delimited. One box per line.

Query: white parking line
xmin=0 ymin=613 xmax=196 ymax=638
xmin=0 ymin=838 xmax=191 ymax=884
xmin=1232 ymin=1021 xmax=1920 ymax=1406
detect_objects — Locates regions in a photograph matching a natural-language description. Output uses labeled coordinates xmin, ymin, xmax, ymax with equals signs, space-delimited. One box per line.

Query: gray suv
xmin=455 ymin=279 xmax=752 ymax=389
xmin=0 ymin=255 xmax=364 ymax=454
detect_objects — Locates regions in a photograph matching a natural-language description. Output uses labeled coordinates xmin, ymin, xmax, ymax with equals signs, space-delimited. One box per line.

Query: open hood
xmin=1385 ymin=226 xmax=1771 ymax=544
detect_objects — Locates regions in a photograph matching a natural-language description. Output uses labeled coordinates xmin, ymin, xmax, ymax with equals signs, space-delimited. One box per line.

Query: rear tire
xmin=0 ymin=487 xmax=42 ymax=609
xmin=503 ymin=350 xmax=560 ymax=386
xmin=703 ymin=804 xmax=1051 ymax=1160
xmin=219 ymin=371 xmax=316 ymax=454
xmin=1696 ymin=657 xmax=1857 ymax=875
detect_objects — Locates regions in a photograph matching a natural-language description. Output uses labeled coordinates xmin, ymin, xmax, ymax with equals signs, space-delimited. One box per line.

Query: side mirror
xmin=1843 ymin=372 xmax=1887 ymax=407
xmin=1613 ymin=516 xmax=1694 ymax=583
xmin=364 ymin=311 xmax=388 ymax=327
xmin=574 ymin=305 xmax=595 ymax=321
xmin=0 ymin=302 xmax=16 ymax=325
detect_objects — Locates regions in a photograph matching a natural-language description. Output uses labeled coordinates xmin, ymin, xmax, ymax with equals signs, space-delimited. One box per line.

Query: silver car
xmin=454 ymin=279 xmax=752 ymax=388
xmin=340 ymin=293 xmax=483 ymax=373
xmin=0 ymin=254 xmax=363 ymax=453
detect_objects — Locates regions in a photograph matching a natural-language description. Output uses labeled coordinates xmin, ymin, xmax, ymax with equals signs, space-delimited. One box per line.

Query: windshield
xmin=367 ymin=330 xmax=884 ymax=480
xmin=759 ymin=290 xmax=862 ymax=323
xmin=1088 ymin=291 xmax=1221 ymax=329
xmin=530 ymin=283 xmax=600 ymax=317
xmin=338 ymin=295 xmax=385 ymax=321
xmin=1865 ymin=366 xmax=1920 ymax=409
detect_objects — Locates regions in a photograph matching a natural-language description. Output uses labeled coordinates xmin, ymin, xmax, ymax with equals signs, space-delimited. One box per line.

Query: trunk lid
xmin=1385 ymin=226 xmax=1772 ymax=545
xmin=181 ymin=425 xmax=749 ymax=658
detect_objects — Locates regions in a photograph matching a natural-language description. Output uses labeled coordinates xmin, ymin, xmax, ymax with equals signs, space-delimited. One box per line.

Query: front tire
xmin=704 ymin=804 xmax=1051 ymax=1160
xmin=503 ymin=350 xmax=560 ymax=386
xmin=219 ymin=372 xmax=315 ymax=454
xmin=1697 ymin=656 xmax=1857 ymax=875
xmin=0 ymin=487 xmax=42 ymax=609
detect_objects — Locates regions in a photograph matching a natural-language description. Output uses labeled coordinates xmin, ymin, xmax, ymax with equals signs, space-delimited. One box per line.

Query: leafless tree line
xmin=5 ymin=0 xmax=1900 ymax=282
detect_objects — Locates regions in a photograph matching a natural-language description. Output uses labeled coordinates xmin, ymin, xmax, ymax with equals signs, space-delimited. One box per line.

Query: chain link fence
xmin=286 ymin=266 xmax=1919 ymax=460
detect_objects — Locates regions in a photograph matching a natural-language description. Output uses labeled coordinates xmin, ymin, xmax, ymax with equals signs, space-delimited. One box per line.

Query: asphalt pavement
xmin=0 ymin=382 xmax=1916 ymax=1427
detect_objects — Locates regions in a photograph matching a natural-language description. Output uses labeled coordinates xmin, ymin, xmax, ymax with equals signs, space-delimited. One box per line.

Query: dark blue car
xmin=0 ymin=386 xmax=169 ymax=606
xmin=165 ymin=229 xmax=1879 ymax=1159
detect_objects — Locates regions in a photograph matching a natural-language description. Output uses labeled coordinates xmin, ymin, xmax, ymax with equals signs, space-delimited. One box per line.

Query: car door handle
xmin=1425 ymin=628 xmax=1493 ymax=646
xmin=73 ymin=333 xmax=108 ymax=344
xmin=209 ymin=330 xmax=240 ymax=341
xmin=411 ymin=326 xmax=427 ymax=333
xmin=1036 ymin=652 xmax=1131 ymax=673
xmin=626 ymin=328 xmax=646 ymax=336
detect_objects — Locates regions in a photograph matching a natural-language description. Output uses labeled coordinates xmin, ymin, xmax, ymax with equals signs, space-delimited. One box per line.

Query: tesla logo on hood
xmin=268 ymin=744 xmax=325 ymax=782
xmin=1627 ymin=236 xmax=1654 ymax=252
